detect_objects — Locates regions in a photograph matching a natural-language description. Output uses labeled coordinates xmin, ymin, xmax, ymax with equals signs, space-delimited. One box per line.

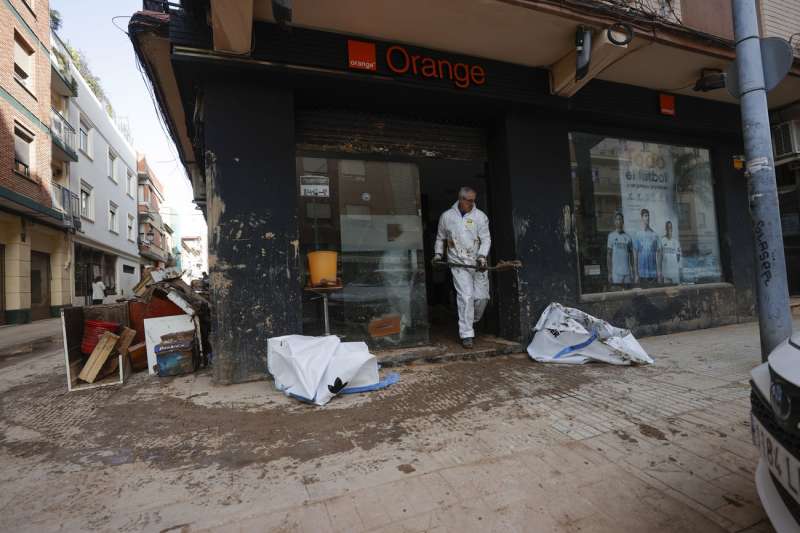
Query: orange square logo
xmin=348 ymin=40 xmax=377 ymax=71
xmin=659 ymin=94 xmax=676 ymax=116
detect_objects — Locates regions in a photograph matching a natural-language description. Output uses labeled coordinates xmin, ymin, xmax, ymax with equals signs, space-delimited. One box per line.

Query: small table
xmin=303 ymin=283 xmax=343 ymax=336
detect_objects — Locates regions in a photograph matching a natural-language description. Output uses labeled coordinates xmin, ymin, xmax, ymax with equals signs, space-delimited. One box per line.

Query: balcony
xmin=138 ymin=237 xmax=168 ymax=262
xmin=51 ymin=182 xmax=82 ymax=231
xmin=13 ymin=159 xmax=30 ymax=178
xmin=50 ymin=31 xmax=78 ymax=98
xmin=51 ymin=108 xmax=78 ymax=162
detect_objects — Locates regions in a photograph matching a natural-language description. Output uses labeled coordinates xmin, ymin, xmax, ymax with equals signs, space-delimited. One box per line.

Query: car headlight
xmin=771 ymin=381 xmax=793 ymax=422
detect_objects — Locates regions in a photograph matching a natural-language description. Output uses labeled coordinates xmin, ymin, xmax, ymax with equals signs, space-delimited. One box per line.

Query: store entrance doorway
xmin=419 ymin=159 xmax=495 ymax=342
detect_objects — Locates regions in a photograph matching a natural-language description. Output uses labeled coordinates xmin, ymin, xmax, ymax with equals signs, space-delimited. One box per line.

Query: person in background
xmin=633 ymin=208 xmax=660 ymax=284
xmin=607 ymin=212 xmax=634 ymax=286
xmin=659 ymin=220 xmax=682 ymax=284
xmin=91 ymin=276 xmax=106 ymax=305
xmin=433 ymin=186 xmax=491 ymax=349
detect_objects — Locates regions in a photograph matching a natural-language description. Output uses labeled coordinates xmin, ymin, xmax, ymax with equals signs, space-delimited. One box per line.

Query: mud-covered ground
xmin=0 ymin=321 xmax=782 ymax=532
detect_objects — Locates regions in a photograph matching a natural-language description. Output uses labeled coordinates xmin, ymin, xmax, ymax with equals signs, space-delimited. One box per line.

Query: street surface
xmin=0 ymin=319 xmax=790 ymax=532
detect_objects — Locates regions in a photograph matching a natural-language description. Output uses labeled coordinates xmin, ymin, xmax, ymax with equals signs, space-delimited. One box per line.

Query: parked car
xmin=751 ymin=332 xmax=800 ymax=532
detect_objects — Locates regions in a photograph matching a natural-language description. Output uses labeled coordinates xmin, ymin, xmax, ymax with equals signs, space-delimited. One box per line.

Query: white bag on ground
xmin=527 ymin=303 xmax=653 ymax=365
xmin=267 ymin=335 xmax=379 ymax=405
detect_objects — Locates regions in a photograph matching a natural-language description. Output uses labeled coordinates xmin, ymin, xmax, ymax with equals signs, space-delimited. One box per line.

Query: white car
xmin=751 ymin=332 xmax=800 ymax=533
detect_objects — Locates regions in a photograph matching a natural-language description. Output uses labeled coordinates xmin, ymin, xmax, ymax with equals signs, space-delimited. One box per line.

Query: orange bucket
xmin=307 ymin=251 xmax=338 ymax=286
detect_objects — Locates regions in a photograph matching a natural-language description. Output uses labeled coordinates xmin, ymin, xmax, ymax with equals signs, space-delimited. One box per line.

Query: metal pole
xmin=732 ymin=0 xmax=793 ymax=360
xmin=322 ymin=293 xmax=330 ymax=336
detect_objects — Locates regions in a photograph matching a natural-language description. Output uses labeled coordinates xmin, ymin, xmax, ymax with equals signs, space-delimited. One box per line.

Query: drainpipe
xmin=732 ymin=0 xmax=793 ymax=360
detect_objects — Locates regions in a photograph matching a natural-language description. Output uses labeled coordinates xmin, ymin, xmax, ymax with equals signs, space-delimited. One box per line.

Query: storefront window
xmin=297 ymin=156 xmax=429 ymax=348
xmin=570 ymin=133 xmax=723 ymax=294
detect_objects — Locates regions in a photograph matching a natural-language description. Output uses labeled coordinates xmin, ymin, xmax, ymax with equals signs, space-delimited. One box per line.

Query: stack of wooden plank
xmin=77 ymin=328 xmax=136 ymax=384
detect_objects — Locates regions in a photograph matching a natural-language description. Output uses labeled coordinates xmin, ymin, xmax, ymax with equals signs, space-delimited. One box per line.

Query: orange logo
xmin=347 ymin=40 xmax=377 ymax=71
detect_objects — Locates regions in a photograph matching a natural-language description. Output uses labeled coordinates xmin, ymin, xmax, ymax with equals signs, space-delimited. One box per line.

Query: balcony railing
xmin=50 ymin=30 xmax=78 ymax=96
xmin=51 ymin=182 xmax=81 ymax=229
xmin=51 ymin=107 xmax=77 ymax=155
xmin=13 ymin=159 xmax=30 ymax=177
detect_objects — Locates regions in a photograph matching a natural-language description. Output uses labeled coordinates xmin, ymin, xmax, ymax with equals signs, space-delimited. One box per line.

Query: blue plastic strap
xmin=552 ymin=331 xmax=598 ymax=360
xmin=288 ymin=392 xmax=315 ymax=404
xmin=341 ymin=372 xmax=400 ymax=394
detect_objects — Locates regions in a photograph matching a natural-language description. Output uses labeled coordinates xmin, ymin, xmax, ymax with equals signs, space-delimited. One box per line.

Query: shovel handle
xmin=433 ymin=259 xmax=522 ymax=271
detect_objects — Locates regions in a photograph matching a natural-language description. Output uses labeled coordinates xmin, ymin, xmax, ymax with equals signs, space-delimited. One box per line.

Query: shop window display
xmin=297 ymin=156 xmax=429 ymax=347
xmin=570 ymin=133 xmax=723 ymax=294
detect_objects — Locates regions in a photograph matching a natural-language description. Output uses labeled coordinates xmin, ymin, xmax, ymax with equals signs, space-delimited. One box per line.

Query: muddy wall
xmin=204 ymin=81 xmax=302 ymax=384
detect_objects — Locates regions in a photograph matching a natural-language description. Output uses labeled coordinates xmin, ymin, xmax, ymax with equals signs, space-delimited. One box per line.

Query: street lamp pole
xmin=732 ymin=0 xmax=793 ymax=360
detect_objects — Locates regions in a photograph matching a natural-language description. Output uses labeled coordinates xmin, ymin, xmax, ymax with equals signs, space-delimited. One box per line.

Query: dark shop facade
xmin=132 ymin=14 xmax=758 ymax=384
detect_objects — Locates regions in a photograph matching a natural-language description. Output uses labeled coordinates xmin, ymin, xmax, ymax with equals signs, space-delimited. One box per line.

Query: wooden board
xmin=133 ymin=272 xmax=153 ymax=296
xmin=99 ymin=328 xmax=136 ymax=377
xmin=78 ymin=331 xmax=120 ymax=383
xmin=368 ymin=314 xmax=402 ymax=337
xmin=128 ymin=342 xmax=147 ymax=371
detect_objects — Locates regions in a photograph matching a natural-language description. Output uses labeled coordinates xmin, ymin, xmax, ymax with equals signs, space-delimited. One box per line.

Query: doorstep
xmin=375 ymin=335 xmax=524 ymax=367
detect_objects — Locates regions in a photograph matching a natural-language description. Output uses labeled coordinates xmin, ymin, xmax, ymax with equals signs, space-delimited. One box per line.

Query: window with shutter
xmin=13 ymin=32 xmax=34 ymax=90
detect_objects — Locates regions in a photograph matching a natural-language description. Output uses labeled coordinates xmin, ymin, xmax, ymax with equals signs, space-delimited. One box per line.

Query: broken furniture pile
xmin=62 ymin=268 xmax=210 ymax=392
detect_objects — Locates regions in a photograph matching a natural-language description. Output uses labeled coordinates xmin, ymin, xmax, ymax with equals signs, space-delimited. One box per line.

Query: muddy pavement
xmin=0 ymin=323 xmax=774 ymax=532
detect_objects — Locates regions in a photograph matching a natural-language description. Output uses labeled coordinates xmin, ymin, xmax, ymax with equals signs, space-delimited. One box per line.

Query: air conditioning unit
xmin=772 ymin=120 xmax=800 ymax=160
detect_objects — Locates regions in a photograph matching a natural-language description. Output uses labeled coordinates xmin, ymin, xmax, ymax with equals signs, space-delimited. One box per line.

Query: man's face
xmin=666 ymin=222 xmax=672 ymax=238
xmin=458 ymin=192 xmax=476 ymax=213
xmin=641 ymin=212 xmax=650 ymax=227
xmin=614 ymin=214 xmax=623 ymax=231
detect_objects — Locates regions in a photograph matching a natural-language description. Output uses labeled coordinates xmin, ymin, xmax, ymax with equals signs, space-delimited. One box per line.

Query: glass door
xmin=297 ymin=156 xmax=429 ymax=348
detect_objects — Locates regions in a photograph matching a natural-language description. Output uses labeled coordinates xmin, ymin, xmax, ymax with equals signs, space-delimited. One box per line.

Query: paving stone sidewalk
xmin=0 ymin=319 xmax=793 ymax=532
xmin=0 ymin=317 xmax=62 ymax=357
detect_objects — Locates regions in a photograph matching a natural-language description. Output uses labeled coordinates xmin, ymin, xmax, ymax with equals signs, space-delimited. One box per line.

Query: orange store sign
xmin=347 ymin=40 xmax=486 ymax=89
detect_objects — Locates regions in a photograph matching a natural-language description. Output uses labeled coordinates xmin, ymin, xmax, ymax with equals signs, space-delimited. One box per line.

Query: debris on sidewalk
xmin=78 ymin=328 xmax=136 ymax=384
xmin=267 ymin=335 xmax=399 ymax=406
xmin=145 ymin=315 xmax=197 ymax=376
xmin=61 ymin=267 xmax=210 ymax=391
xmin=527 ymin=302 xmax=653 ymax=365
xmin=62 ymin=304 xmax=133 ymax=392
xmin=153 ymin=331 xmax=197 ymax=377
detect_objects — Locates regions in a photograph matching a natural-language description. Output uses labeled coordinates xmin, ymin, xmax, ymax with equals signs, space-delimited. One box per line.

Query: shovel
xmin=433 ymin=259 xmax=522 ymax=272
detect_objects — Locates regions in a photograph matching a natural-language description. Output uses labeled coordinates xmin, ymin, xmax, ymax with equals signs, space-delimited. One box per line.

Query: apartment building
xmin=137 ymin=155 xmax=170 ymax=269
xmin=180 ymin=235 xmax=204 ymax=280
xmin=0 ymin=0 xmax=75 ymax=324
xmin=59 ymin=47 xmax=140 ymax=306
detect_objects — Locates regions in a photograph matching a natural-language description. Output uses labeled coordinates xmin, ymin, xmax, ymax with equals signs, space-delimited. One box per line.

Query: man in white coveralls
xmin=433 ymin=187 xmax=491 ymax=349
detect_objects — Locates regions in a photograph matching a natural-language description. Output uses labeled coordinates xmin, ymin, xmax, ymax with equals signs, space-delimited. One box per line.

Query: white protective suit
xmin=435 ymin=202 xmax=491 ymax=339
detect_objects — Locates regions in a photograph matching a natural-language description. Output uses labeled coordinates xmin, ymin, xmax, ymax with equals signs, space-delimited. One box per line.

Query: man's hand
xmin=477 ymin=256 xmax=488 ymax=271
xmin=432 ymin=254 xmax=443 ymax=266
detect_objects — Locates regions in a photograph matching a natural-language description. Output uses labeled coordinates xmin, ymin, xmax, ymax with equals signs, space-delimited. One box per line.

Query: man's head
xmin=640 ymin=208 xmax=650 ymax=228
xmin=665 ymin=220 xmax=673 ymax=238
xmin=614 ymin=212 xmax=624 ymax=231
xmin=458 ymin=186 xmax=477 ymax=213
